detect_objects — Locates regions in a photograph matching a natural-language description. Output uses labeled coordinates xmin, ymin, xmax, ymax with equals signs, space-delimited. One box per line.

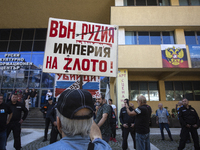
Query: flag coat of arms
xmin=161 ymin=44 xmax=188 ymax=68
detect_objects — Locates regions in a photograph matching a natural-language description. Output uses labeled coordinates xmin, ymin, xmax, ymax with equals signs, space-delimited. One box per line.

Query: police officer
xmin=0 ymin=93 xmax=12 ymax=150
xmin=178 ymin=98 xmax=200 ymax=150
xmin=40 ymin=98 xmax=55 ymax=142
xmin=48 ymin=103 xmax=62 ymax=144
xmin=119 ymin=99 xmax=136 ymax=150
xmin=7 ymin=93 xmax=28 ymax=150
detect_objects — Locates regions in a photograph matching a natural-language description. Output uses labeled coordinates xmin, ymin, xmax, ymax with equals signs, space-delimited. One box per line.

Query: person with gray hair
xmin=39 ymin=89 xmax=111 ymax=150
xmin=125 ymin=95 xmax=152 ymax=150
xmin=156 ymin=103 xmax=173 ymax=141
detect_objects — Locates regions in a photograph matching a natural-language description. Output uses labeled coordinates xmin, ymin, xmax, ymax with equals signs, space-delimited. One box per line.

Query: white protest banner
xmin=43 ymin=18 xmax=118 ymax=77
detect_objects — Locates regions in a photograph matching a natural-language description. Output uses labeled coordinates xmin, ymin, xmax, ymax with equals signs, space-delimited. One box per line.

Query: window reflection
xmin=166 ymin=90 xmax=174 ymax=101
xmin=29 ymin=70 xmax=41 ymax=88
xmin=15 ymin=69 xmax=28 ymax=88
xmin=130 ymin=90 xmax=139 ymax=101
xmin=0 ymin=69 xmax=2 ymax=85
xmin=165 ymin=81 xmax=200 ymax=101
xmin=130 ymin=81 xmax=158 ymax=101
xmin=185 ymin=31 xmax=197 ymax=44
xmin=2 ymin=70 xmax=16 ymax=88
xmin=41 ymin=73 xmax=55 ymax=88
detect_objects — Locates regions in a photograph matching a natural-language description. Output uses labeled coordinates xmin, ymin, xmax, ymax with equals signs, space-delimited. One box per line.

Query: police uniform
xmin=119 ymin=106 xmax=136 ymax=150
xmin=7 ymin=101 xmax=28 ymax=150
xmin=48 ymin=104 xmax=62 ymax=144
xmin=0 ymin=102 xmax=12 ymax=150
xmin=178 ymin=105 xmax=200 ymax=150
xmin=40 ymin=102 xmax=55 ymax=141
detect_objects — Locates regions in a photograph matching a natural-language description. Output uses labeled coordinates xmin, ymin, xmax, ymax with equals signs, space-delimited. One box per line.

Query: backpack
xmin=110 ymin=105 xmax=116 ymax=124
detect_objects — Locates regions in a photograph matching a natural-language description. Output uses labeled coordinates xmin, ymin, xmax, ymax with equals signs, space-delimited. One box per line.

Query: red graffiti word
xmin=49 ymin=20 xmax=76 ymax=39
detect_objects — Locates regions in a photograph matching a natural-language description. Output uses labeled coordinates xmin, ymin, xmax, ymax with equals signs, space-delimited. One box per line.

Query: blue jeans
xmin=0 ymin=129 xmax=7 ymax=150
xmin=136 ymin=132 xmax=150 ymax=150
xmin=159 ymin=123 xmax=172 ymax=140
xmin=30 ymin=97 xmax=36 ymax=107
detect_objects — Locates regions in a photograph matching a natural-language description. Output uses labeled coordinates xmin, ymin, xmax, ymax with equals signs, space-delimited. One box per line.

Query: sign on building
xmin=43 ymin=18 xmax=118 ymax=77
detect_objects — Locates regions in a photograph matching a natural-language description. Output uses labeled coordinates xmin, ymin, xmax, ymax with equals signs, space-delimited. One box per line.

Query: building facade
xmin=0 ymin=0 xmax=200 ymax=117
xmin=0 ymin=0 xmax=114 ymax=106
xmin=110 ymin=0 xmax=200 ymax=117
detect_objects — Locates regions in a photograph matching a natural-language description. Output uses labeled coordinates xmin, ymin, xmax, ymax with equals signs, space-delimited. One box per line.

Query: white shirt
xmin=46 ymin=91 xmax=52 ymax=100
xmin=111 ymin=104 xmax=116 ymax=110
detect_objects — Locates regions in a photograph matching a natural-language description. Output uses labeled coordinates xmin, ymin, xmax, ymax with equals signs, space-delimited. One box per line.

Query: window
xmin=125 ymin=32 xmax=137 ymax=45
xmin=125 ymin=31 xmax=174 ymax=45
xmin=136 ymin=0 xmax=146 ymax=5
xmin=130 ymin=81 xmax=159 ymax=101
xmin=124 ymin=0 xmax=135 ymax=6
xmin=124 ymin=0 xmax=170 ymax=6
xmin=179 ymin=0 xmax=200 ymax=5
xmin=159 ymin=0 xmax=170 ymax=6
xmin=0 ymin=41 xmax=8 ymax=52
xmin=185 ymin=31 xmax=200 ymax=45
xmin=150 ymin=32 xmax=161 ymax=44
xmin=0 ymin=28 xmax=47 ymax=52
xmin=138 ymin=32 xmax=149 ymax=44
xmin=0 ymin=29 xmax=10 ymax=40
xmin=165 ymin=81 xmax=200 ymax=101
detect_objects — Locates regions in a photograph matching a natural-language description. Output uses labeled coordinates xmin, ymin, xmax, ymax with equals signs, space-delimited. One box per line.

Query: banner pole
xmin=80 ymin=75 xmax=83 ymax=89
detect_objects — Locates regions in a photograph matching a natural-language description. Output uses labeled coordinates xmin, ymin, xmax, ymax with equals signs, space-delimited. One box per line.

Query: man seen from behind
xmin=39 ymin=89 xmax=111 ymax=150
xmin=125 ymin=95 xmax=152 ymax=150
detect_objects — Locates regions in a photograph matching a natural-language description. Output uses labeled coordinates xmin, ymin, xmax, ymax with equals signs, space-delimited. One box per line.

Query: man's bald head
xmin=158 ymin=103 xmax=163 ymax=109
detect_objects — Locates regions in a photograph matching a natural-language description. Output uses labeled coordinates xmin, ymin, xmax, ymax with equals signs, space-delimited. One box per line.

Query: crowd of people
xmin=6 ymin=88 xmax=38 ymax=111
xmin=0 ymin=89 xmax=200 ymax=150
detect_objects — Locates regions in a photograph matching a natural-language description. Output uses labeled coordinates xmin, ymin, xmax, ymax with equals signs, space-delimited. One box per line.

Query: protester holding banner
xmin=39 ymin=89 xmax=112 ymax=150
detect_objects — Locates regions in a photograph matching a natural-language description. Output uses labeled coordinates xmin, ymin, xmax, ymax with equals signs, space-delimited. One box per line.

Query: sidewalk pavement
xmin=6 ymin=128 xmax=200 ymax=150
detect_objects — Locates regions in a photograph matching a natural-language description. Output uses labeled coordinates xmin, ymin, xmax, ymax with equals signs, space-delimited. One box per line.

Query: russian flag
xmin=161 ymin=46 xmax=188 ymax=68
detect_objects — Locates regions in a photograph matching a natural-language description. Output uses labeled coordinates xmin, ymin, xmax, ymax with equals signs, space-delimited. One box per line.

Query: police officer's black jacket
xmin=7 ymin=101 xmax=28 ymax=123
xmin=119 ymin=106 xmax=135 ymax=126
xmin=49 ymin=104 xmax=57 ymax=123
xmin=40 ymin=102 xmax=55 ymax=118
xmin=178 ymin=105 xmax=199 ymax=127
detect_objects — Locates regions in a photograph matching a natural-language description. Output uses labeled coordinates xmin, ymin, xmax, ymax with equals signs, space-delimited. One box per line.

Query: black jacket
xmin=40 ymin=102 xmax=56 ymax=118
xmin=49 ymin=104 xmax=57 ymax=123
xmin=7 ymin=101 xmax=28 ymax=123
xmin=178 ymin=105 xmax=199 ymax=127
xmin=119 ymin=106 xmax=135 ymax=126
